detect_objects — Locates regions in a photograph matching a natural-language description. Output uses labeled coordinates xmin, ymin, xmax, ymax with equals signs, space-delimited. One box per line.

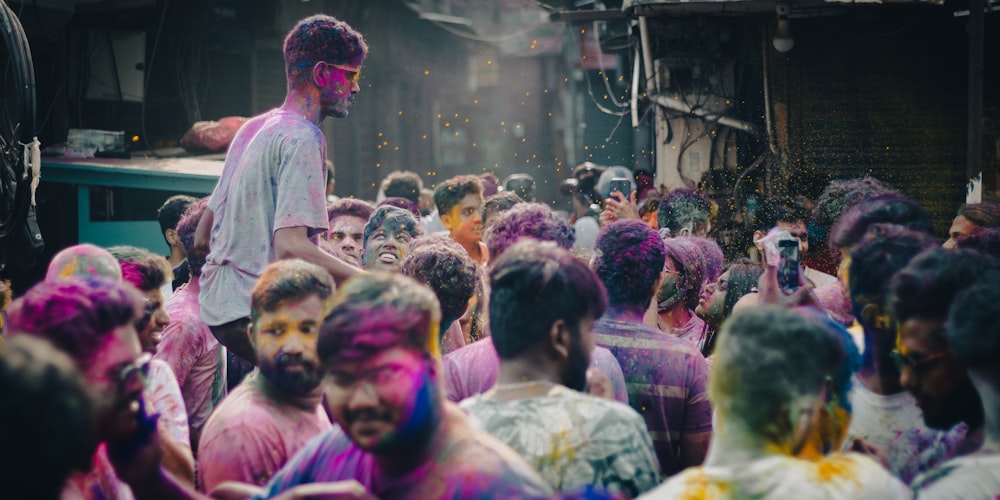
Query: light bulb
xmin=773 ymin=16 xmax=794 ymax=53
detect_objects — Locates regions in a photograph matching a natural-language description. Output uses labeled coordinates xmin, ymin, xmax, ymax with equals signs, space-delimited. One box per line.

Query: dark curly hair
xmin=433 ymin=175 xmax=483 ymax=215
xmin=593 ymin=219 xmax=665 ymax=312
xmin=327 ymin=198 xmax=374 ymax=225
xmin=657 ymin=188 xmax=711 ymax=235
xmin=890 ymin=248 xmax=998 ymax=325
xmin=813 ymin=176 xmax=896 ymax=231
xmin=107 ymin=245 xmax=172 ymax=292
xmin=283 ymin=15 xmax=367 ymax=87
xmin=402 ymin=238 xmax=479 ymax=329
xmin=380 ymin=171 xmax=424 ymax=206
xmin=484 ymin=202 xmax=575 ymax=262
xmin=829 ymin=193 xmax=934 ymax=254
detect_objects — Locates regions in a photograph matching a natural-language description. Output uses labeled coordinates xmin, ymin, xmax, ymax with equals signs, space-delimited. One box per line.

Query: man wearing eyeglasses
xmin=890 ymin=248 xmax=996 ymax=460
xmin=197 ymin=259 xmax=334 ymax=493
xmin=194 ymin=14 xmax=367 ymax=370
xmin=5 ymin=277 xmax=150 ymax=500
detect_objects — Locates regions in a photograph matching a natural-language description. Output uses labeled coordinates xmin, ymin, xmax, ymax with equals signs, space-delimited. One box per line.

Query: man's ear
xmin=753 ymin=230 xmax=765 ymax=250
xmin=165 ymin=228 xmax=180 ymax=247
xmin=860 ymin=303 xmax=892 ymax=332
xmin=312 ymin=62 xmax=330 ymax=87
xmin=246 ymin=321 xmax=257 ymax=350
xmin=439 ymin=209 xmax=455 ymax=231
xmin=549 ymin=319 xmax=571 ymax=360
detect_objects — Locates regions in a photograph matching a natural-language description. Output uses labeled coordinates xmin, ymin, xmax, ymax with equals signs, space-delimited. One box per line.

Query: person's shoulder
xmin=449 ymin=431 xmax=553 ymax=497
xmin=813 ymin=453 xmax=909 ymax=497
xmin=200 ymin=382 xmax=278 ymax=436
xmin=444 ymin=337 xmax=494 ymax=365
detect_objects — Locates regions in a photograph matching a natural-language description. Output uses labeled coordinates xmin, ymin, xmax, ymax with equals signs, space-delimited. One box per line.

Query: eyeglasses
xmin=323 ymin=62 xmax=361 ymax=85
xmin=889 ymin=349 xmax=949 ymax=373
xmin=114 ymin=353 xmax=153 ymax=392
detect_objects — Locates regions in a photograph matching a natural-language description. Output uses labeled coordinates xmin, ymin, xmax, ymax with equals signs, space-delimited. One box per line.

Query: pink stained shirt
xmin=443 ymin=337 xmax=629 ymax=404
xmin=146 ymin=359 xmax=191 ymax=453
xmin=155 ymin=278 xmax=227 ymax=448
xmin=196 ymin=372 xmax=332 ymax=492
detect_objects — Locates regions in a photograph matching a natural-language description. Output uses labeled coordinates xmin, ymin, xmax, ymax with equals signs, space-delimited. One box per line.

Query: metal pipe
xmin=638 ymin=16 xmax=656 ymax=93
xmin=650 ymin=94 xmax=761 ymax=135
xmin=631 ymin=44 xmax=640 ymax=128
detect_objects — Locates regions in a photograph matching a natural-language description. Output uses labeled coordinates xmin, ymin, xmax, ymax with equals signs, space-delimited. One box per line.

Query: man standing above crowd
xmin=195 ymin=14 xmax=366 ymax=365
xmin=591 ymin=220 xmax=712 ymax=475
xmin=255 ymin=273 xmax=552 ymax=498
xmin=461 ymin=240 xmax=660 ymax=496
xmin=434 ymin=175 xmax=487 ymax=265
xmin=197 ymin=259 xmax=334 ymax=492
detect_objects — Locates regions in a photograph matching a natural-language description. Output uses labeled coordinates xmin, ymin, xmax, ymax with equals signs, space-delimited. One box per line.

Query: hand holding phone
xmin=608 ymin=177 xmax=633 ymax=198
xmin=776 ymin=232 xmax=800 ymax=293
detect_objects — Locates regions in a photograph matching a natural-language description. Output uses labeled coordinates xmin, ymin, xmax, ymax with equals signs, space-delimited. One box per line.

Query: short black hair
xmin=958 ymin=202 xmax=1000 ymax=228
xmin=482 ymin=192 xmax=523 ymax=229
xmin=157 ymin=195 xmax=197 ymax=241
xmin=402 ymin=239 xmax=479 ymax=329
xmin=362 ymin=206 xmax=422 ymax=249
xmin=381 ymin=171 xmax=424 ymax=206
xmin=830 ymin=193 xmax=933 ymax=253
xmin=848 ymin=224 xmax=937 ymax=318
xmin=890 ymin=248 xmax=998 ymax=324
xmin=752 ymin=197 xmax=811 ymax=233
xmin=433 ymin=175 xmax=483 ymax=215
xmin=327 ymin=198 xmax=374 ymax=224
xmin=946 ymin=270 xmax=1000 ymax=374
xmin=177 ymin=198 xmax=210 ymax=277
xmin=955 ymin=227 xmax=1000 ymax=260
xmin=250 ymin=259 xmax=335 ymax=325
xmin=489 ymin=240 xmax=606 ymax=360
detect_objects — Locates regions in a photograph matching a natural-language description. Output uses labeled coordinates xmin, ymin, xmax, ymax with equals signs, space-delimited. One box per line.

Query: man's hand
xmin=273 ymin=481 xmax=376 ymax=500
xmin=600 ymin=192 xmax=639 ymax=227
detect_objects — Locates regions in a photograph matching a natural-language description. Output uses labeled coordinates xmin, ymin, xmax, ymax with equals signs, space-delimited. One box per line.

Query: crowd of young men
xmin=1 ymin=12 xmax=999 ymax=500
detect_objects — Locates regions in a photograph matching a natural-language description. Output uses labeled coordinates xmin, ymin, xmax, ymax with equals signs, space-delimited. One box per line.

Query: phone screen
xmin=777 ymin=238 xmax=800 ymax=292
xmin=609 ymin=178 xmax=633 ymax=198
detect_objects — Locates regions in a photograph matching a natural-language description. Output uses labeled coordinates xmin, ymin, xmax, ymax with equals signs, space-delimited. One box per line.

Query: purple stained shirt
xmin=155 ymin=278 xmax=226 ymax=446
xmin=253 ymin=418 xmax=552 ymax=499
xmin=443 ymin=337 xmax=629 ymax=404
xmin=592 ymin=315 xmax=712 ymax=476
xmin=199 ymin=109 xmax=330 ymax=326
xmin=197 ymin=372 xmax=332 ymax=492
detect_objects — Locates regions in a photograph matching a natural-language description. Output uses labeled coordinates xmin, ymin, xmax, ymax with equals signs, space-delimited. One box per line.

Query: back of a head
xmin=157 ymin=195 xmax=197 ymax=237
xmin=402 ymin=240 xmax=479 ymax=328
xmin=46 ymin=244 xmax=123 ymax=282
xmin=6 ymin=277 xmax=140 ymax=368
xmin=484 ymin=202 xmax=575 ymax=261
xmin=319 ymin=273 xmax=441 ymax=364
xmin=752 ymin=197 xmax=810 ymax=233
xmin=946 ymin=270 xmax=1000 ymax=380
xmin=0 ymin=335 xmax=94 ymax=500
xmin=381 ymin=171 xmax=424 ymax=206
xmin=489 ymin=240 xmax=607 ymax=360
xmin=959 ymin=202 xmax=1000 ymax=228
xmin=848 ymin=224 xmax=938 ymax=316
xmin=482 ymin=192 xmax=524 ymax=229
xmin=891 ymin=247 xmax=998 ymax=323
xmin=250 ymin=259 xmax=335 ymax=325
xmin=657 ymin=188 xmax=711 ymax=235
xmin=176 ymin=198 xmax=210 ymax=277
xmin=327 ymin=198 xmax=375 ymax=225
xmin=433 ymin=175 xmax=483 ymax=215
xmin=830 ymin=193 xmax=933 ymax=254
xmin=363 ymin=206 xmax=422 ymax=248
xmin=108 ymin=245 xmax=172 ymax=292
xmin=593 ymin=219 xmax=666 ymax=311
xmin=710 ymin=306 xmax=846 ymax=439
xmin=956 ymin=227 xmax=1000 ymax=260
xmin=283 ymin=15 xmax=366 ymax=87
xmin=813 ymin=176 xmax=896 ymax=231
xmin=479 ymin=173 xmax=500 ymax=198
xmin=502 ymin=173 xmax=536 ymax=202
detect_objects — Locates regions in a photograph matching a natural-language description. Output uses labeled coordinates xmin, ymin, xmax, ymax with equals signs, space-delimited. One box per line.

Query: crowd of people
xmin=1 ymin=12 xmax=999 ymax=500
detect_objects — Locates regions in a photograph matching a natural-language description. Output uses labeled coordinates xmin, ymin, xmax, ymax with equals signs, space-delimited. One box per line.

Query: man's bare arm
xmin=193 ymin=207 xmax=214 ymax=255
xmin=273 ymin=226 xmax=363 ymax=285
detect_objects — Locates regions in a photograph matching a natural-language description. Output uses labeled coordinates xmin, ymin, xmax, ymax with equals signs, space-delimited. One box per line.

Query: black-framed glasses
xmin=889 ymin=348 xmax=949 ymax=373
xmin=115 ymin=353 xmax=153 ymax=391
